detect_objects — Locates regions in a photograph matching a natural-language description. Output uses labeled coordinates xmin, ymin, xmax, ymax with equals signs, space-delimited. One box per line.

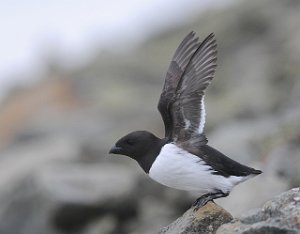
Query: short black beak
xmin=109 ymin=145 xmax=123 ymax=154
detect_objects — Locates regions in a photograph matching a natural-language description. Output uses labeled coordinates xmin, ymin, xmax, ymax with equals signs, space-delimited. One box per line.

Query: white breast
xmin=149 ymin=143 xmax=247 ymax=196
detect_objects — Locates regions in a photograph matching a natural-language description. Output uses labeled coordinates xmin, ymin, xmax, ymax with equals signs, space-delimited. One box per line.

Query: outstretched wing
xmin=158 ymin=32 xmax=217 ymax=146
xmin=158 ymin=31 xmax=200 ymax=138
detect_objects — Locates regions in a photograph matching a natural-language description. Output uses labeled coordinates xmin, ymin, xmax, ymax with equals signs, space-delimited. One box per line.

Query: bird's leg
xmin=193 ymin=190 xmax=229 ymax=210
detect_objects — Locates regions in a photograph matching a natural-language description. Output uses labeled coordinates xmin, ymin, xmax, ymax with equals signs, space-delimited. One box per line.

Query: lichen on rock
xmin=160 ymin=201 xmax=233 ymax=234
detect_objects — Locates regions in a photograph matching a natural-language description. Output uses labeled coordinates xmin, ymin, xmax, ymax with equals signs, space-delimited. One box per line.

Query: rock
xmin=160 ymin=201 xmax=233 ymax=234
xmin=264 ymin=139 xmax=300 ymax=188
xmin=84 ymin=215 xmax=117 ymax=234
xmin=0 ymin=163 xmax=139 ymax=234
xmin=0 ymin=136 xmax=80 ymax=190
xmin=216 ymin=161 xmax=288 ymax=217
xmin=217 ymin=188 xmax=300 ymax=234
xmin=161 ymin=188 xmax=300 ymax=234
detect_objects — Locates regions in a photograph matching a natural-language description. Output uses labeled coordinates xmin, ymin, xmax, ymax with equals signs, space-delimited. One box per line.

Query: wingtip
xmin=187 ymin=31 xmax=199 ymax=42
xmin=188 ymin=31 xmax=215 ymax=36
xmin=188 ymin=31 xmax=215 ymax=40
xmin=188 ymin=31 xmax=198 ymax=41
xmin=190 ymin=30 xmax=195 ymax=35
xmin=207 ymin=32 xmax=216 ymax=42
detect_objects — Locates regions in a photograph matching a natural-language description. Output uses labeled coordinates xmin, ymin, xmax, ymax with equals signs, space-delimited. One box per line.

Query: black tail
xmin=252 ymin=169 xmax=262 ymax=175
xmin=199 ymin=145 xmax=263 ymax=177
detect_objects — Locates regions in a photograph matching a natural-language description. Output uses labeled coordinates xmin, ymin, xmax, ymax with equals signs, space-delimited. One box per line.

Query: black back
xmin=186 ymin=144 xmax=262 ymax=177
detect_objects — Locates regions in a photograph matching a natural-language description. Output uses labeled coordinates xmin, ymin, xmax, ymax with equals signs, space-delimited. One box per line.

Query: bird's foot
xmin=193 ymin=190 xmax=229 ymax=211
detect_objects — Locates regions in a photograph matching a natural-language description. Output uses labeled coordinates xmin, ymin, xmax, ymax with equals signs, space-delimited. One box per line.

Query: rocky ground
xmin=0 ymin=0 xmax=300 ymax=233
xmin=162 ymin=188 xmax=300 ymax=234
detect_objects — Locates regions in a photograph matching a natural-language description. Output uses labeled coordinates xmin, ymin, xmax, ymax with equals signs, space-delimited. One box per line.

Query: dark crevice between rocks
xmin=242 ymin=226 xmax=297 ymax=234
xmin=52 ymin=200 xmax=138 ymax=234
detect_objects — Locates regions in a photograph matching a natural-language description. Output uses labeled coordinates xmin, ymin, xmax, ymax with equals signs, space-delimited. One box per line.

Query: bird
xmin=109 ymin=31 xmax=262 ymax=207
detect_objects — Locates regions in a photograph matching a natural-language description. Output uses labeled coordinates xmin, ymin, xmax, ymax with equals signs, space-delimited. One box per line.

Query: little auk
xmin=109 ymin=31 xmax=262 ymax=207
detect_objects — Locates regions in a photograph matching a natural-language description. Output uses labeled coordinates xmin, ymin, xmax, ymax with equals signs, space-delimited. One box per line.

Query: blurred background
xmin=0 ymin=0 xmax=300 ymax=233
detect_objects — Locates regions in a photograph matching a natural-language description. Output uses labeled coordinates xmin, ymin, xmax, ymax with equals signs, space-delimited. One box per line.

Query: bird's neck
xmin=137 ymin=138 xmax=167 ymax=173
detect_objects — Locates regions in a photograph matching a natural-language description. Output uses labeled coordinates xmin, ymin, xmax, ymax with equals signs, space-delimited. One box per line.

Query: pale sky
xmin=0 ymin=0 xmax=235 ymax=96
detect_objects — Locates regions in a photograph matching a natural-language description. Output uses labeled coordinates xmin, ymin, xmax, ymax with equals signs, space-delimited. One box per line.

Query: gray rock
xmin=265 ymin=139 xmax=300 ymax=188
xmin=217 ymin=188 xmax=300 ymax=234
xmin=84 ymin=215 xmax=117 ymax=234
xmin=0 ymin=163 xmax=139 ymax=234
xmin=160 ymin=201 xmax=233 ymax=234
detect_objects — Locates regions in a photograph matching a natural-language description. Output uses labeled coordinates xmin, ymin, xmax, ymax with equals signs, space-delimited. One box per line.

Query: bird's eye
xmin=126 ymin=139 xmax=135 ymax=145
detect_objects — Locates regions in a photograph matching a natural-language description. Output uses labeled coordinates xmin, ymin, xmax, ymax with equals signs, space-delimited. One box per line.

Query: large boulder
xmin=160 ymin=201 xmax=233 ymax=234
xmin=217 ymin=187 xmax=300 ymax=234
xmin=160 ymin=188 xmax=300 ymax=234
xmin=0 ymin=161 xmax=139 ymax=234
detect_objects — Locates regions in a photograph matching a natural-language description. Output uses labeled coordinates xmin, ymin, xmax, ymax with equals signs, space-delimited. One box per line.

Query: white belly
xmin=149 ymin=143 xmax=244 ymax=195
